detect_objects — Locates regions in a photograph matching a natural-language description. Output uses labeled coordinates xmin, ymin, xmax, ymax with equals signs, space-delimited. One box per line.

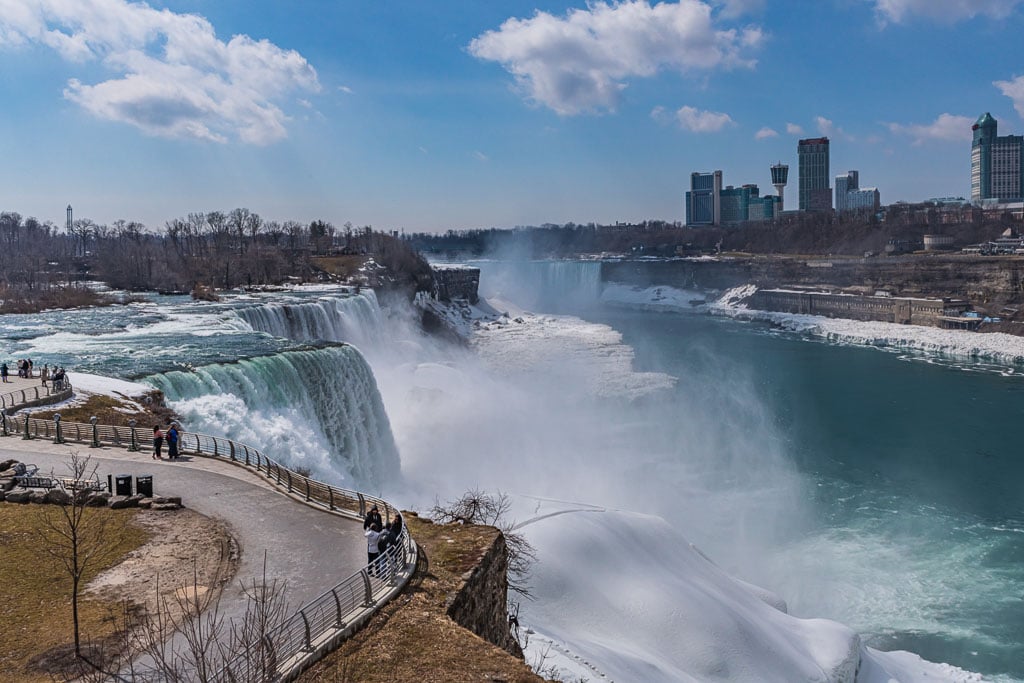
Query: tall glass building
xmin=798 ymin=137 xmax=832 ymax=212
xmin=686 ymin=170 xmax=722 ymax=225
xmin=971 ymin=112 xmax=1024 ymax=202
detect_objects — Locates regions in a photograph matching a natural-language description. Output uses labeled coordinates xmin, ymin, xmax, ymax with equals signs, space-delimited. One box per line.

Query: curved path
xmin=0 ymin=435 xmax=367 ymax=629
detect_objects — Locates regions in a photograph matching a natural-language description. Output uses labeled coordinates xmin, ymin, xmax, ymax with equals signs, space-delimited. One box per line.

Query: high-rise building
xmin=798 ymin=137 xmax=831 ymax=211
xmin=835 ymin=170 xmax=879 ymax=214
xmin=971 ymin=112 xmax=1024 ymax=203
xmin=686 ymin=170 xmax=722 ymax=225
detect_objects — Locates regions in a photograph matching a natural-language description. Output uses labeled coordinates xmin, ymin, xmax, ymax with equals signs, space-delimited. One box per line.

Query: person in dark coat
xmin=167 ymin=423 xmax=180 ymax=459
xmin=0 ymin=363 xmax=8 ymax=383
xmin=388 ymin=512 xmax=404 ymax=540
xmin=363 ymin=505 xmax=382 ymax=530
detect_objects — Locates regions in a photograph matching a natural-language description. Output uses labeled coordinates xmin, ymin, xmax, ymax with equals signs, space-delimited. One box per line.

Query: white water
xmin=234 ymin=289 xmax=385 ymax=349
xmin=146 ymin=346 xmax=399 ymax=488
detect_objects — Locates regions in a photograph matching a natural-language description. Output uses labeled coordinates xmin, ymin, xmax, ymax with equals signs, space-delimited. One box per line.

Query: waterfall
xmin=234 ymin=291 xmax=384 ymax=347
xmin=145 ymin=345 xmax=399 ymax=489
xmin=473 ymin=260 xmax=604 ymax=312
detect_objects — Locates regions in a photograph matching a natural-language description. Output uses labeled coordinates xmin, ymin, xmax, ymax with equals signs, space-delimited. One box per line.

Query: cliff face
xmin=446 ymin=530 xmax=523 ymax=658
xmin=602 ymin=255 xmax=1024 ymax=309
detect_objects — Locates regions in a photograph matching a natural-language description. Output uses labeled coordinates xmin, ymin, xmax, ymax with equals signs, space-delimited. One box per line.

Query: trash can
xmin=114 ymin=474 xmax=132 ymax=496
xmin=135 ymin=475 xmax=153 ymax=498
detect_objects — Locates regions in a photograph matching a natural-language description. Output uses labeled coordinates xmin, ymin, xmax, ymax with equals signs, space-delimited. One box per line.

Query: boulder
xmin=0 ymin=478 xmax=15 ymax=492
xmin=0 ymin=490 xmax=5 ymax=502
xmin=29 ymin=490 xmax=49 ymax=504
xmin=109 ymin=496 xmax=139 ymax=510
xmin=151 ymin=496 xmax=182 ymax=506
xmin=0 ymin=469 xmax=16 ymax=479
xmin=138 ymin=497 xmax=153 ymax=509
xmin=85 ymin=491 xmax=110 ymax=508
xmin=5 ymin=490 xmax=31 ymax=503
xmin=0 ymin=459 xmax=17 ymax=471
xmin=151 ymin=502 xmax=181 ymax=511
xmin=44 ymin=489 xmax=71 ymax=505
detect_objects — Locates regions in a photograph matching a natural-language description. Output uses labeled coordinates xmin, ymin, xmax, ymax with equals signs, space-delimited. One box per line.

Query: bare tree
xmin=36 ymin=452 xmax=127 ymax=661
xmin=431 ymin=489 xmax=536 ymax=598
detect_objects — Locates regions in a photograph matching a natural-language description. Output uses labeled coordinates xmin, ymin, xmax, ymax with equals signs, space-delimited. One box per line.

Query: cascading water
xmin=470 ymin=260 xmax=603 ymax=313
xmin=145 ymin=345 xmax=398 ymax=489
xmin=234 ymin=291 xmax=384 ymax=348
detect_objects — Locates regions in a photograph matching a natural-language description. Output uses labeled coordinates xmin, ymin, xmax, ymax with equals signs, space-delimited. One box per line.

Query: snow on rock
xmin=66 ymin=372 xmax=152 ymax=398
xmin=601 ymin=282 xmax=707 ymax=313
xmin=710 ymin=286 xmax=1024 ymax=366
xmin=858 ymin=647 xmax=983 ymax=683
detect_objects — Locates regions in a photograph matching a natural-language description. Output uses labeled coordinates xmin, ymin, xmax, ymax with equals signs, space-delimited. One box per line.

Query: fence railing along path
xmin=1 ymin=399 xmax=418 ymax=683
xmin=0 ymin=379 xmax=74 ymax=411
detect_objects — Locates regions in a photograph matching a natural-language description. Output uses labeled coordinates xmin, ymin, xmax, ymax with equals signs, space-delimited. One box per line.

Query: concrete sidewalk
xmin=0 ymin=435 xmax=367 ymax=628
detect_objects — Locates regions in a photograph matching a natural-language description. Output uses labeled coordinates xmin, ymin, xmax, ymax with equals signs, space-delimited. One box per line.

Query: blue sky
xmin=1 ymin=0 xmax=1023 ymax=233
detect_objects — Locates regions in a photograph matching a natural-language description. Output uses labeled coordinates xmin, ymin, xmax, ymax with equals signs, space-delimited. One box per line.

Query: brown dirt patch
xmin=299 ymin=513 xmax=546 ymax=683
xmin=29 ymin=390 xmax=180 ymax=428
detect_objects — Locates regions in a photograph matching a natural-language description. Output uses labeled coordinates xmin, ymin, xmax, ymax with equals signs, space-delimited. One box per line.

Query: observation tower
xmin=770 ymin=162 xmax=789 ymax=212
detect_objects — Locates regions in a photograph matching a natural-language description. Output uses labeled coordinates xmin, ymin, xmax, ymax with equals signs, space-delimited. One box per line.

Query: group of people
xmin=364 ymin=505 xmax=404 ymax=571
xmin=0 ymin=360 xmax=67 ymax=389
xmin=151 ymin=423 xmax=181 ymax=460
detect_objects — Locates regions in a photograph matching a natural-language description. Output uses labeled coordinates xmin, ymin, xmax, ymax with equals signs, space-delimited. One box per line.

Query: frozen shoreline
xmin=603 ymin=282 xmax=1024 ymax=369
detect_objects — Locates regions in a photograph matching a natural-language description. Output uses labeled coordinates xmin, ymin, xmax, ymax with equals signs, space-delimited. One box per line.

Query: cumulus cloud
xmin=468 ymin=0 xmax=763 ymax=115
xmin=995 ymin=75 xmax=1024 ymax=118
xmin=675 ymin=105 xmax=734 ymax=132
xmin=815 ymin=115 xmax=853 ymax=140
xmin=714 ymin=0 xmax=765 ymax=17
xmin=885 ymin=113 xmax=974 ymax=144
xmin=0 ymin=0 xmax=320 ymax=144
xmin=870 ymin=0 xmax=1023 ymax=24
xmin=785 ymin=122 xmax=804 ymax=135
xmin=754 ymin=126 xmax=777 ymax=139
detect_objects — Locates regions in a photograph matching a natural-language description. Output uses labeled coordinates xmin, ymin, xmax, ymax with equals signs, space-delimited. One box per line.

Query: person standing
xmin=1 ymin=363 xmax=9 ymax=383
xmin=40 ymin=365 xmax=49 ymax=387
xmin=152 ymin=425 xmax=164 ymax=460
xmin=365 ymin=522 xmax=383 ymax=571
xmin=363 ymin=505 xmax=382 ymax=530
xmin=167 ymin=423 xmax=179 ymax=459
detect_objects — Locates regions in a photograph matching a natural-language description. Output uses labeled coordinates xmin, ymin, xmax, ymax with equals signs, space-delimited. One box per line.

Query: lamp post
xmin=22 ymin=411 xmax=32 ymax=440
xmin=53 ymin=413 xmax=63 ymax=444
xmin=89 ymin=415 xmax=99 ymax=448
xmin=128 ymin=419 xmax=138 ymax=452
xmin=1 ymin=409 xmax=7 ymax=437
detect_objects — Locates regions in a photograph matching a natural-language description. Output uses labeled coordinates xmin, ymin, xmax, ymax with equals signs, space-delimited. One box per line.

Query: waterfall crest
xmin=235 ymin=291 xmax=384 ymax=347
xmin=146 ymin=345 xmax=398 ymax=488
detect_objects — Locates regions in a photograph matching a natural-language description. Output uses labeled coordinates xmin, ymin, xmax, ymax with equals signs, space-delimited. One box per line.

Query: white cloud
xmin=675 ymin=105 xmax=734 ymax=132
xmin=870 ymin=0 xmax=1023 ymax=24
xmin=338 ymin=85 xmax=354 ymax=94
xmin=714 ymin=0 xmax=765 ymax=18
xmin=885 ymin=113 xmax=974 ymax=144
xmin=785 ymin=122 xmax=804 ymax=135
xmin=0 ymin=0 xmax=320 ymax=144
xmin=815 ymin=115 xmax=853 ymax=140
xmin=995 ymin=75 xmax=1024 ymax=118
xmin=473 ymin=150 xmax=489 ymax=161
xmin=468 ymin=0 xmax=763 ymax=115
xmin=754 ymin=126 xmax=777 ymax=140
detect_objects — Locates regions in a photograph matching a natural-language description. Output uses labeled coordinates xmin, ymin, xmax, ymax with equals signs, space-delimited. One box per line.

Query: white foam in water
xmin=233 ymin=290 xmax=385 ymax=348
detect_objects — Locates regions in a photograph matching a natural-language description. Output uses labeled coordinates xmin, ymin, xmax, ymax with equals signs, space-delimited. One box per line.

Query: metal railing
xmin=0 ymin=402 xmax=417 ymax=682
xmin=0 ymin=380 xmax=73 ymax=410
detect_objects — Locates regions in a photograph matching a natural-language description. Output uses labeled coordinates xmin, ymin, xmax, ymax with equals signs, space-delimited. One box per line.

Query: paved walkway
xmin=1 ymin=435 xmax=367 ymax=627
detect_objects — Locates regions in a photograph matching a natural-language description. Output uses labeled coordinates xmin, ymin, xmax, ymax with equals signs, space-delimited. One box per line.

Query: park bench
xmin=15 ymin=475 xmax=57 ymax=489
xmin=57 ymin=477 xmax=105 ymax=492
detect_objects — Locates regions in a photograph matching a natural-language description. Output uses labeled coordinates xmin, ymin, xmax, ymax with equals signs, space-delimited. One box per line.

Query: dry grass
xmin=299 ymin=514 xmax=547 ymax=683
xmin=29 ymin=391 xmax=179 ymax=428
xmin=0 ymin=504 xmax=150 ymax=682
xmin=310 ymin=255 xmax=367 ymax=281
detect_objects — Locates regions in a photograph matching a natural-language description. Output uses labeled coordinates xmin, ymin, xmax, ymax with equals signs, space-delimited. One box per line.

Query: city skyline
xmin=1 ymin=0 xmax=1024 ymax=233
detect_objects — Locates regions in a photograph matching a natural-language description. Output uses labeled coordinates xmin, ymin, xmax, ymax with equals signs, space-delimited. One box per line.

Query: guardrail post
xmin=331 ymin=588 xmax=346 ymax=628
xmin=304 ymin=479 xmax=311 ymax=501
xmin=127 ymin=419 xmax=138 ymax=451
xmin=20 ymin=390 xmax=25 ymax=404
xmin=328 ymin=487 xmax=335 ymax=511
xmin=299 ymin=610 xmax=313 ymax=651
xmin=285 ymin=470 xmax=292 ymax=493
xmin=357 ymin=493 xmax=366 ymax=519
xmin=0 ymin=410 xmax=7 ymax=437
xmin=33 ymin=387 xmax=39 ymax=400
xmin=245 ymin=447 xmax=251 ymax=467
xmin=89 ymin=416 xmax=99 ymax=448
xmin=22 ymin=416 xmax=32 ymax=440
xmin=53 ymin=414 xmax=63 ymax=444
xmin=360 ymin=569 xmax=374 ymax=607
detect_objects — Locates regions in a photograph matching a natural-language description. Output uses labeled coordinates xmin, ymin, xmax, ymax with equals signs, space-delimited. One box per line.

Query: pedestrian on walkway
xmin=363 ymin=504 xmax=382 ymax=530
xmin=167 ymin=423 xmax=180 ymax=459
xmin=40 ymin=365 xmax=49 ymax=387
xmin=152 ymin=425 xmax=164 ymax=460
xmin=1 ymin=363 xmax=9 ymax=383
xmin=365 ymin=522 xmax=383 ymax=570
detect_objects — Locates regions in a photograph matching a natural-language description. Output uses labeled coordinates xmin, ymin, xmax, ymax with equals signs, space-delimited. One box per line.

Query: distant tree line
xmin=409 ymin=211 xmax=1017 ymax=259
xmin=0 ymin=210 xmax=432 ymax=310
